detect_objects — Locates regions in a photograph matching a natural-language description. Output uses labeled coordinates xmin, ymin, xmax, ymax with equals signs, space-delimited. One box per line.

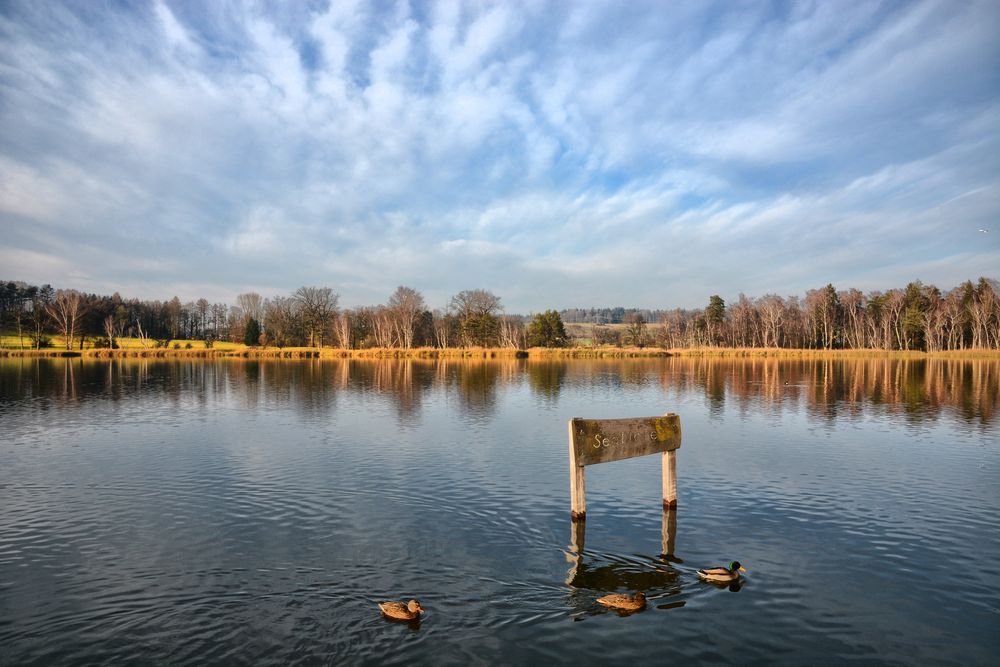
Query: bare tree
xmin=840 ymin=289 xmax=866 ymax=349
xmin=371 ymin=306 xmax=396 ymax=348
xmin=294 ymin=286 xmax=338 ymax=347
xmin=941 ymin=288 xmax=965 ymax=350
xmin=210 ymin=303 xmax=228 ymax=340
xmin=624 ymin=313 xmax=648 ymax=348
xmin=103 ymin=315 xmax=124 ymax=348
xmin=498 ymin=316 xmax=526 ymax=349
xmin=728 ymin=294 xmax=758 ymax=347
xmin=865 ymin=292 xmax=890 ymax=349
xmin=195 ymin=298 xmax=210 ymax=337
xmin=885 ymin=289 xmax=906 ymax=349
xmin=450 ymin=289 xmax=502 ymax=346
xmin=226 ymin=306 xmax=244 ymax=343
xmin=166 ymin=296 xmax=183 ymax=340
xmin=969 ymin=291 xmax=992 ymax=349
xmin=450 ymin=289 xmax=502 ymax=319
xmin=334 ymin=311 xmax=351 ymax=349
xmin=46 ymin=289 xmax=87 ymax=350
xmin=922 ymin=305 xmax=946 ymax=352
xmin=13 ymin=303 xmax=25 ymax=349
xmin=263 ymin=296 xmax=299 ymax=348
xmin=135 ymin=318 xmax=152 ymax=348
xmin=387 ymin=286 xmax=425 ymax=349
xmin=658 ymin=309 xmax=695 ymax=349
xmin=236 ymin=292 xmax=264 ymax=324
xmin=803 ymin=285 xmax=840 ymax=349
xmin=967 ymin=278 xmax=999 ymax=349
xmin=433 ymin=310 xmax=454 ymax=348
xmin=758 ymin=295 xmax=784 ymax=348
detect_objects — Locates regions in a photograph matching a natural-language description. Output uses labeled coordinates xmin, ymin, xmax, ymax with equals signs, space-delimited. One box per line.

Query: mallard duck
xmin=596 ymin=591 xmax=646 ymax=611
xmin=378 ymin=599 xmax=425 ymax=621
xmin=697 ymin=561 xmax=746 ymax=583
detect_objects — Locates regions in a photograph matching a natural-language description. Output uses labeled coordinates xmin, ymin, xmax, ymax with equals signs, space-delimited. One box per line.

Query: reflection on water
xmin=664 ymin=357 xmax=1000 ymax=425
xmin=2 ymin=357 xmax=997 ymax=426
xmin=566 ymin=509 xmax=679 ymax=589
xmin=1 ymin=357 xmax=998 ymax=665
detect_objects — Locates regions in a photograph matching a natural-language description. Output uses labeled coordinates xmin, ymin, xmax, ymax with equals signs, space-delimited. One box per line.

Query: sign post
xmin=567 ymin=413 xmax=681 ymax=520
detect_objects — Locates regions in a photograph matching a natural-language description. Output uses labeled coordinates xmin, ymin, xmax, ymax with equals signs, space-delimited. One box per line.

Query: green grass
xmin=2 ymin=330 xmax=997 ymax=359
xmin=0 ymin=334 xmax=245 ymax=351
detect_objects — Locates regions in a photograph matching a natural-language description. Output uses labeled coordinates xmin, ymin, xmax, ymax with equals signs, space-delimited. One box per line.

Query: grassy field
xmin=0 ymin=335 xmax=243 ymax=351
xmin=2 ymin=332 xmax=997 ymax=360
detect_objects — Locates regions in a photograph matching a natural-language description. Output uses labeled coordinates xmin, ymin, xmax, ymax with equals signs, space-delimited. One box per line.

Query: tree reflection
xmin=657 ymin=357 xmax=998 ymax=425
xmin=526 ymin=361 xmax=568 ymax=401
xmin=451 ymin=360 xmax=503 ymax=420
xmin=1 ymin=357 xmax=996 ymax=427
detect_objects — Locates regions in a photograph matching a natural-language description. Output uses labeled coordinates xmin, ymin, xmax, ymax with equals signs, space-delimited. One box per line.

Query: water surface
xmin=1 ymin=357 xmax=998 ymax=665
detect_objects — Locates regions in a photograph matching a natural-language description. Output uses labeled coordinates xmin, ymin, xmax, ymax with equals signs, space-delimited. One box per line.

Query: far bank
xmin=2 ymin=346 xmax=998 ymax=360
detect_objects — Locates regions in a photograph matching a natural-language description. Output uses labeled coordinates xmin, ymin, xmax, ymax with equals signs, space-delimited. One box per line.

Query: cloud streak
xmin=1 ymin=0 xmax=997 ymax=310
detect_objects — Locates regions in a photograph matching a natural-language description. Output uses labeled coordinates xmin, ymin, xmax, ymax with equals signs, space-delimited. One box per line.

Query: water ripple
xmin=1 ymin=358 xmax=998 ymax=664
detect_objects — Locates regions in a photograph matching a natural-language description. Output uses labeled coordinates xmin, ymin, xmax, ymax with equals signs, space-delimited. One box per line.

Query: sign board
xmin=568 ymin=413 xmax=681 ymax=520
xmin=569 ymin=415 xmax=681 ymax=466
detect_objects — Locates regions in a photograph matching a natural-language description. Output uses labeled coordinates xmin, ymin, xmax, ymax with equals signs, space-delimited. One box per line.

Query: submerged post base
xmin=570 ymin=510 xmax=586 ymax=521
xmin=662 ymin=499 xmax=677 ymax=510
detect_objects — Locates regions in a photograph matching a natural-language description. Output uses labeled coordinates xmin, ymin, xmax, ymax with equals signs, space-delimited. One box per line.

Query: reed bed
xmin=2 ymin=346 xmax=996 ymax=360
xmin=663 ymin=347 xmax=1000 ymax=359
xmin=527 ymin=346 xmax=670 ymax=358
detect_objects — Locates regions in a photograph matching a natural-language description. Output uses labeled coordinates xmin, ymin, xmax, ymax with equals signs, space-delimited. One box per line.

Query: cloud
xmin=0 ymin=0 xmax=997 ymax=310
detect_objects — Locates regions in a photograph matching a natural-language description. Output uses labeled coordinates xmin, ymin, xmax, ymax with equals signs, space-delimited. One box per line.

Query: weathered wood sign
xmin=568 ymin=413 xmax=681 ymax=520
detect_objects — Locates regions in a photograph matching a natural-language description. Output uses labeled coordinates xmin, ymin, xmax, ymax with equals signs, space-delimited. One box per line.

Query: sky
xmin=1 ymin=0 xmax=998 ymax=312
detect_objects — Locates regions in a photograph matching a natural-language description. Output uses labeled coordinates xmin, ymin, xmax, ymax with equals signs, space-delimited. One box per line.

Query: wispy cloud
xmin=1 ymin=0 xmax=997 ymax=309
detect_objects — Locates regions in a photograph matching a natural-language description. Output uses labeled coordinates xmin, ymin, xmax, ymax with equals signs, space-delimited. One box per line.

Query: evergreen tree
xmin=243 ymin=317 xmax=261 ymax=346
xmin=526 ymin=310 xmax=568 ymax=347
xmin=705 ymin=295 xmax=726 ymax=345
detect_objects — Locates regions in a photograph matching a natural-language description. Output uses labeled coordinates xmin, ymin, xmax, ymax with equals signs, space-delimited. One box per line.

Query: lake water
xmin=1 ymin=357 xmax=998 ymax=665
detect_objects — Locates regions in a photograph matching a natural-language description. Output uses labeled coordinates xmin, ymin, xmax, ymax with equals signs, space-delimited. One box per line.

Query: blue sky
xmin=1 ymin=0 xmax=998 ymax=311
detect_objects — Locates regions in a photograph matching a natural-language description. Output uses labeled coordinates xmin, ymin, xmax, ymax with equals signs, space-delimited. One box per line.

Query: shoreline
xmin=1 ymin=346 xmax=998 ymax=360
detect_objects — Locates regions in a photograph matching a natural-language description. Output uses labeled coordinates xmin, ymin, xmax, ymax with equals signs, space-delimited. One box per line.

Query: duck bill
xmin=738 ymin=567 xmax=747 ymax=573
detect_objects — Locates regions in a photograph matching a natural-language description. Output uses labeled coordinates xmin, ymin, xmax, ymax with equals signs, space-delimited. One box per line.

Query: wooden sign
xmin=568 ymin=413 xmax=681 ymax=520
xmin=569 ymin=415 xmax=681 ymax=466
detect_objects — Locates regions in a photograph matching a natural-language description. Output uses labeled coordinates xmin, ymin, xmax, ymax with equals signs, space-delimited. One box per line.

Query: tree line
xmin=0 ymin=277 xmax=997 ymax=351
xmin=0 ymin=283 xmax=568 ymax=350
xmin=560 ymin=307 xmax=669 ymax=325
xmin=645 ymin=279 xmax=999 ymax=351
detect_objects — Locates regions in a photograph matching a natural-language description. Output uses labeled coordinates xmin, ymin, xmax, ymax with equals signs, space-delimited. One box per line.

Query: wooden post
xmin=568 ymin=420 xmax=587 ymax=520
xmin=662 ymin=449 xmax=677 ymax=509
xmin=567 ymin=413 xmax=681 ymax=520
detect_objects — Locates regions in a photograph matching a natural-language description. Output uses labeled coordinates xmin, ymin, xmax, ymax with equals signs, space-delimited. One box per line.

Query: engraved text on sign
xmin=569 ymin=414 xmax=681 ymax=467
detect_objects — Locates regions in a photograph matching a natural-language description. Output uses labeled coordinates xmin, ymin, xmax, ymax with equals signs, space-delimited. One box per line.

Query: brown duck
xmin=596 ymin=591 xmax=646 ymax=611
xmin=378 ymin=599 xmax=425 ymax=621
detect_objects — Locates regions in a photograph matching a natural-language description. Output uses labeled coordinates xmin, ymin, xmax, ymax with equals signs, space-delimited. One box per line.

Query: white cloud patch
xmin=0 ymin=0 xmax=997 ymax=308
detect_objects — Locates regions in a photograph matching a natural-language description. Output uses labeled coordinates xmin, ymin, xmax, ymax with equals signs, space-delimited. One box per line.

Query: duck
xmin=596 ymin=591 xmax=646 ymax=611
xmin=378 ymin=599 xmax=425 ymax=621
xmin=697 ymin=561 xmax=746 ymax=583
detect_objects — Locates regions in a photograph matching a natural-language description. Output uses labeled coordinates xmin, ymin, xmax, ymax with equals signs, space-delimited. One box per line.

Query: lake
xmin=1 ymin=357 xmax=998 ymax=665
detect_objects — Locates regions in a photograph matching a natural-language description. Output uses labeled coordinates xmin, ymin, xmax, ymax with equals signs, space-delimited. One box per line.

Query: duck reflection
xmin=697 ymin=577 xmax=744 ymax=593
